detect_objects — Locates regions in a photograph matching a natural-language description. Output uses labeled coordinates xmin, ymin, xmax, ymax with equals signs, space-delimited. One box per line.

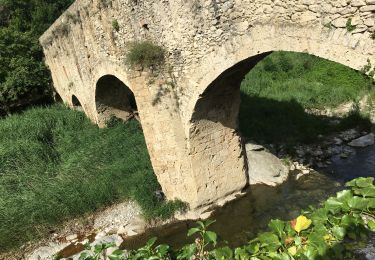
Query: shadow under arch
xmin=95 ymin=74 xmax=138 ymax=126
xmin=54 ymin=92 xmax=63 ymax=103
xmin=188 ymin=53 xmax=272 ymax=203
xmin=72 ymin=95 xmax=83 ymax=111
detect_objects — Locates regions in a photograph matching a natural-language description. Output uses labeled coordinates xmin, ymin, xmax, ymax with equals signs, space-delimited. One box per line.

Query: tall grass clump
xmin=0 ymin=105 xmax=182 ymax=251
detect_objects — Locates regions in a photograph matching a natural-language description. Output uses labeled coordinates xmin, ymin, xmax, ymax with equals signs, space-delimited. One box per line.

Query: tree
xmin=0 ymin=0 xmax=73 ymax=113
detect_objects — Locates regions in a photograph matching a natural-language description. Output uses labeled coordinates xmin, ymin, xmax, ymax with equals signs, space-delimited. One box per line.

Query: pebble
xmin=66 ymin=234 xmax=78 ymax=241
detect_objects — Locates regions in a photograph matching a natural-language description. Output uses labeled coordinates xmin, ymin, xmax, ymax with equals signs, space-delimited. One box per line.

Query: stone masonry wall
xmin=40 ymin=0 xmax=375 ymax=208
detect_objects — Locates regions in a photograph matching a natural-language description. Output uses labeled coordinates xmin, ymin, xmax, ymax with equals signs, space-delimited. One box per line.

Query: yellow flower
xmin=291 ymin=216 xmax=312 ymax=233
xmin=288 ymin=246 xmax=297 ymax=256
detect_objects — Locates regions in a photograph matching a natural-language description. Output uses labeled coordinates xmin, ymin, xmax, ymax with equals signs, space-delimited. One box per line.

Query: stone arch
xmin=186 ymin=25 xmax=374 ymax=206
xmin=95 ymin=74 xmax=138 ymax=127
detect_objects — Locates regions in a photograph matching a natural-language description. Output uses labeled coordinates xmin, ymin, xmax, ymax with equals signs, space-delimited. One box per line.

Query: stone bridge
xmin=40 ymin=0 xmax=375 ymax=209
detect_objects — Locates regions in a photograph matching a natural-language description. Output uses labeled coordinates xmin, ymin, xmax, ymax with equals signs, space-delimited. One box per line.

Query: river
xmin=120 ymin=144 xmax=375 ymax=250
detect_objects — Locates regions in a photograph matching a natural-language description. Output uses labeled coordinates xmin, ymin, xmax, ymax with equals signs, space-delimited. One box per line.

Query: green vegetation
xmin=0 ymin=0 xmax=74 ymax=113
xmin=78 ymin=177 xmax=375 ymax=259
xmin=239 ymin=52 xmax=375 ymax=144
xmin=112 ymin=19 xmax=120 ymax=32
xmin=0 ymin=105 xmax=183 ymax=251
xmin=126 ymin=41 xmax=165 ymax=69
xmin=346 ymin=18 xmax=356 ymax=32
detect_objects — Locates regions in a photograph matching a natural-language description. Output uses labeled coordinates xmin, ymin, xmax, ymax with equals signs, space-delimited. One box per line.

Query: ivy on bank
xmin=75 ymin=177 xmax=375 ymax=260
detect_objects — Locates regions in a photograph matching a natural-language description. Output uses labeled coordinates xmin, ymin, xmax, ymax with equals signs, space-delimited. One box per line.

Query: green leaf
xmin=302 ymin=246 xmax=319 ymax=260
xmin=325 ymin=197 xmax=344 ymax=213
xmin=294 ymin=236 xmax=302 ymax=246
xmin=369 ymin=198 xmax=375 ymax=208
xmin=347 ymin=197 xmax=369 ymax=210
xmin=311 ymin=208 xmax=329 ymax=223
xmin=346 ymin=177 xmax=374 ymax=188
xmin=308 ymin=233 xmax=328 ymax=255
xmin=203 ymin=231 xmax=218 ymax=245
xmin=146 ymin=237 xmax=157 ymax=248
xmin=244 ymin=242 xmax=260 ymax=254
xmin=269 ymin=219 xmax=285 ymax=238
xmin=341 ymin=214 xmax=358 ymax=227
xmin=353 ymin=187 xmax=375 ymax=198
xmin=332 ymin=226 xmax=346 ymax=240
xmin=155 ymin=244 xmax=169 ymax=256
xmin=258 ymin=232 xmax=281 ymax=251
xmin=204 ymin=219 xmax=216 ymax=227
xmin=110 ymin=249 xmax=123 ymax=256
xmin=336 ymin=190 xmax=353 ymax=202
xmin=178 ymin=244 xmax=196 ymax=259
xmin=368 ymin=220 xmax=375 ymax=231
xmin=196 ymin=221 xmax=205 ymax=229
xmin=187 ymin=227 xmax=200 ymax=237
xmin=94 ymin=244 xmax=104 ymax=254
xmin=78 ymin=252 xmax=89 ymax=260
xmin=213 ymin=246 xmax=233 ymax=259
xmin=234 ymin=248 xmax=250 ymax=260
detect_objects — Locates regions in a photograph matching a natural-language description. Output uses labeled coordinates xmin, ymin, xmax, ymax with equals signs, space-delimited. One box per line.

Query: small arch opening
xmin=72 ymin=95 xmax=83 ymax=111
xmin=95 ymin=75 xmax=138 ymax=126
xmin=54 ymin=92 xmax=63 ymax=103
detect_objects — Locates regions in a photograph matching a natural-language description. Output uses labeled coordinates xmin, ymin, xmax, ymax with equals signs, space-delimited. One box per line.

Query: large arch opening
xmin=95 ymin=75 xmax=138 ymax=126
xmin=188 ymin=50 xmax=375 ymax=205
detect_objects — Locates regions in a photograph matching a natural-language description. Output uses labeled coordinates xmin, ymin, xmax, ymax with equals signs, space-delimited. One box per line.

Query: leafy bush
xmin=76 ymin=177 xmax=375 ymax=259
xmin=0 ymin=0 xmax=74 ymax=111
xmin=126 ymin=41 xmax=165 ymax=69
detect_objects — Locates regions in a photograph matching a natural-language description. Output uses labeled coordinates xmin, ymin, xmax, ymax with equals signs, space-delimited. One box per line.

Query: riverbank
xmin=0 ymin=105 xmax=183 ymax=254
xmin=19 ymin=125 xmax=375 ymax=259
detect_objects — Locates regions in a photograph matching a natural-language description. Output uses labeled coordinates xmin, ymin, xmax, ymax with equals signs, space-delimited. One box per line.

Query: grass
xmin=239 ymin=52 xmax=375 ymax=144
xmin=0 ymin=105 xmax=183 ymax=251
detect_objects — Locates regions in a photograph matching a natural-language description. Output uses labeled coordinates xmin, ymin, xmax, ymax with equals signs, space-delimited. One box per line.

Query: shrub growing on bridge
xmin=126 ymin=41 xmax=165 ymax=69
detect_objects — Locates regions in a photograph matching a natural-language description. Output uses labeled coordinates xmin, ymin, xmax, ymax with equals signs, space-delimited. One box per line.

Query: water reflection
xmin=328 ymin=145 xmax=375 ymax=182
xmin=122 ymin=171 xmax=341 ymax=249
xmin=121 ymin=145 xmax=375 ymax=250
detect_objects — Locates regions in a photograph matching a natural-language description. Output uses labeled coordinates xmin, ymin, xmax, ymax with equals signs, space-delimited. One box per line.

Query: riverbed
xmin=120 ymin=144 xmax=375 ymax=250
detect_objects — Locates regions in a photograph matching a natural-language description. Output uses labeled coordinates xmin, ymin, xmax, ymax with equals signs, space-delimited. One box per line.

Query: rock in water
xmin=348 ymin=133 xmax=374 ymax=148
xmin=246 ymin=143 xmax=289 ymax=186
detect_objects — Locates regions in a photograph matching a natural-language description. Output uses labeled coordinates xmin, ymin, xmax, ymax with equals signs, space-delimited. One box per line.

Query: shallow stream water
xmin=121 ymin=145 xmax=375 ymax=250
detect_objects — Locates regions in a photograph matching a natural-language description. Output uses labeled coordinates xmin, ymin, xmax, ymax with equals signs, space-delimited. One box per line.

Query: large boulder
xmin=348 ymin=133 xmax=374 ymax=147
xmin=246 ymin=143 xmax=289 ymax=186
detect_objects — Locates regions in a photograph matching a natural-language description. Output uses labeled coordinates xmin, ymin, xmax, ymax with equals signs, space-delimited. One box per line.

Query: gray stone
xmin=245 ymin=143 xmax=265 ymax=151
xmin=348 ymin=133 xmax=375 ymax=147
xmin=27 ymin=243 xmax=69 ymax=260
xmin=246 ymin=144 xmax=289 ymax=186
xmin=66 ymin=234 xmax=78 ymax=241
xmin=92 ymin=234 xmax=123 ymax=247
